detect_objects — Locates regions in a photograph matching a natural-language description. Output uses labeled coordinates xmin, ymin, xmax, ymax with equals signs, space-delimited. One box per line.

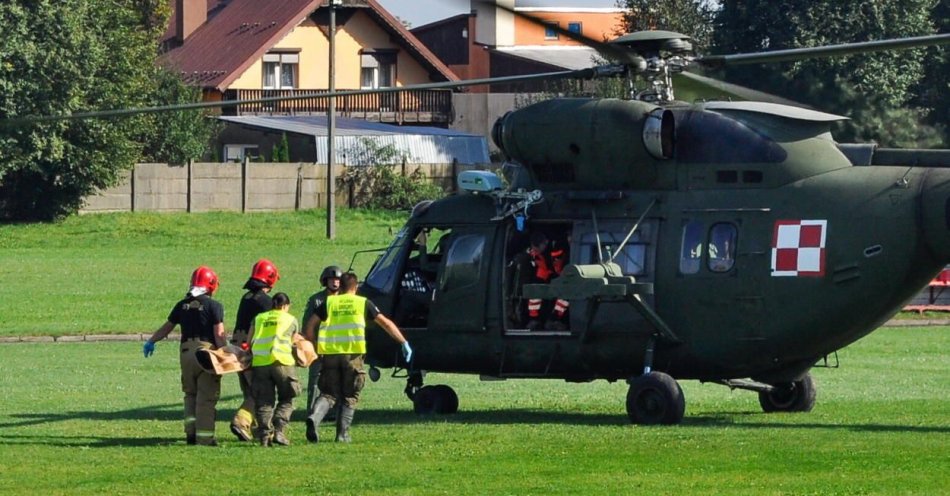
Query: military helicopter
xmin=350 ymin=11 xmax=950 ymax=424
xmin=6 ymin=4 xmax=950 ymax=425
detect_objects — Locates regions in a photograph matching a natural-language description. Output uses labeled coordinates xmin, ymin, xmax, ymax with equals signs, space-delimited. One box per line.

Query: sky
xmin=376 ymin=0 xmax=620 ymax=29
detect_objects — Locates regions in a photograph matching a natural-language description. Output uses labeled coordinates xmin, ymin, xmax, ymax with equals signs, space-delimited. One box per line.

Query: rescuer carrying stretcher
xmin=143 ymin=266 xmax=227 ymax=446
xmin=230 ymin=259 xmax=280 ymax=442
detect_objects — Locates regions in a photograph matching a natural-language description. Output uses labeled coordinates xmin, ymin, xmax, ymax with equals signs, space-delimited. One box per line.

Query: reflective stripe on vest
xmin=317 ymin=294 xmax=367 ymax=355
xmin=251 ymin=310 xmax=297 ymax=366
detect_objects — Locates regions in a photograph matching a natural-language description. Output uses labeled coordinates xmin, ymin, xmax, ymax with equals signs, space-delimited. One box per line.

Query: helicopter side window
xmin=439 ymin=234 xmax=485 ymax=292
xmin=708 ymin=223 xmax=737 ymax=273
xmin=364 ymin=226 xmax=410 ymax=293
xmin=391 ymin=227 xmax=450 ymax=328
xmin=679 ymin=220 xmax=705 ymax=274
xmin=579 ymin=231 xmax=647 ymax=276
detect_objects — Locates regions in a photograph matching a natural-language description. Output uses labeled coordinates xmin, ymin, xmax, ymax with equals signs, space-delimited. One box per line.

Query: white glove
xmin=401 ymin=341 xmax=413 ymax=363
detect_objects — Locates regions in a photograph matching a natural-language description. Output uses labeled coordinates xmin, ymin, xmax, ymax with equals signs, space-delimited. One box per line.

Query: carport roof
xmin=219 ymin=115 xmax=491 ymax=165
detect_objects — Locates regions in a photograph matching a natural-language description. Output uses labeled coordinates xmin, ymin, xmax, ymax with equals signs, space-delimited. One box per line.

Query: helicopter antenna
xmin=610 ymin=199 xmax=657 ymax=265
xmin=590 ymin=210 xmax=604 ymax=264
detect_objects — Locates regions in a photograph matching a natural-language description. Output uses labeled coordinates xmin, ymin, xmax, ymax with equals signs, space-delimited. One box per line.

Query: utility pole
xmin=326 ymin=0 xmax=341 ymax=239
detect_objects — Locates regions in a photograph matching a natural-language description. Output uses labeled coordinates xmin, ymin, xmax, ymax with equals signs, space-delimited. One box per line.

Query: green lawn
xmin=0 ymin=210 xmax=405 ymax=336
xmin=0 ymin=326 xmax=946 ymax=495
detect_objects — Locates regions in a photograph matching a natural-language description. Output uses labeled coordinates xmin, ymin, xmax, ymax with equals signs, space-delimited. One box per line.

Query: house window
xmin=360 ymin=51 xmax=396 ymax=89
xmin=544 ymin=21 xmax=559 ymax=40
xmin=262 ymin=52 xmax=298 ymax=89
xmin=568 ymin=22 xmax=582 ymax=35
xmin=224 ymin=144 xmax=259 ymax=162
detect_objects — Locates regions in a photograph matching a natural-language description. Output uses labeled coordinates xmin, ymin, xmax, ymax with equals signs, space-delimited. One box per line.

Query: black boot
xmin=306 ymin=397 xmax=333 ymax=443
xmin=336 ymin=405 xmax=354 ymax=443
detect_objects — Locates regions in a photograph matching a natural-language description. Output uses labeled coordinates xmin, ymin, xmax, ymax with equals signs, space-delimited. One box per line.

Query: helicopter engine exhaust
xmin=492 ymin=98 xmax=674 ymax=190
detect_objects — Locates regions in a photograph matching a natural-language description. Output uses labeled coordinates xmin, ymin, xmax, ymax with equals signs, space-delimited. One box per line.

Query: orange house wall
xmin=513 ymin=12 xmax=624 ymax=45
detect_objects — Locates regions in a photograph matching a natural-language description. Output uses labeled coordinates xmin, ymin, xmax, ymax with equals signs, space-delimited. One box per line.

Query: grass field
xmin=0 ymin=326 xmax=946 ymax=495
xmin=0 ymin=210 xmax=405 ymax=336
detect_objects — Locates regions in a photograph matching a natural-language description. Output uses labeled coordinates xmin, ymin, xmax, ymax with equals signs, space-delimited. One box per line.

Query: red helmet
xmin=250 ymin=258 xmax=280 ymax=288
xmin=191 ymin=266 xmax=219 ymax=294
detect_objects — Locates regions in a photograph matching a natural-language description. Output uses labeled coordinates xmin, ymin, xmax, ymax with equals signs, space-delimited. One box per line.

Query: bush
xmin=338 ymin=138 xmax=444 ymax=210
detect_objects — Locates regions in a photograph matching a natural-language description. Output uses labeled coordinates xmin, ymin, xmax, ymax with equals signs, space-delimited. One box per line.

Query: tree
xmin=615 ymin=0 xmax=717 ymax=50
xmin=712 ymin=0 xmax=942 ymax=147
xmin=0 ymin=0 xmax=217 ymax=221
xmin=140 ymin=67 xmax=221 ymax=164
xmin=914 ymin=0 xmax=949 ymax=145
xmin=270 ymin=133 xmax=291 ymax=162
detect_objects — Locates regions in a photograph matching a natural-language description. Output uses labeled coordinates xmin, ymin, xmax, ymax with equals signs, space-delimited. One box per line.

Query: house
xmin=411 ymin=0 xmax=625 ymax=93
xmin=159 ymin=0 xmax=462 ymax=160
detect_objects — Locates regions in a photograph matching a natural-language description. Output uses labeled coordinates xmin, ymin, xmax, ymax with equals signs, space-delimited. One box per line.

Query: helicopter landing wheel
xmin=758 ymin=372 xmax=816 ymax=413
xmin=413 ymin=385 xmax=459 ymax=415
xmin=626 ymin=371 xmax=685 ymax=425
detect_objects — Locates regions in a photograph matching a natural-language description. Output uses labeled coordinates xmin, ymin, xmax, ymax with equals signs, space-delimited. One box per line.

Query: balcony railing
xmin=222 ymin=88 xmax=453 ymax=124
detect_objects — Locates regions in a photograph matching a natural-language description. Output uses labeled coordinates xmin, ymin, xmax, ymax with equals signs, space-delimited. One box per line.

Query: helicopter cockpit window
xmin=679 ymin=220 xmax=705 ymax=274
xmin=708 ymin=223 xmax=737 ymax=273
xmin=671 ymin=109 xmax=787 ymax=164
xmin=364 ymin=226 xmax=409 ymax=293
xmin=439 ymin=234 xmax=485 ymax=292
xmin=579 ymin=231 xmax=647 ymax=275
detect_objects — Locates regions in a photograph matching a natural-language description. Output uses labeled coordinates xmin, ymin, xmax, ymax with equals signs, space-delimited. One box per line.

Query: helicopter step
xmin=711 ymin=373 xmax=818 ymax=413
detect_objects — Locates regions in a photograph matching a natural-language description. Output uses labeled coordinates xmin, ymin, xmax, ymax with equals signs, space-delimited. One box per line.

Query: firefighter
xmin=229 ymin=258 xmax=280 ymax=442
xmin=301 ymin=265 xmax=343 ymax=425
xmin=304 ymin=272 xmax=412 ymax=443
xmin=143 ymin=266 xmax=227 ymax=446
xmin=249 ymin=292 xmax=299 ymax=447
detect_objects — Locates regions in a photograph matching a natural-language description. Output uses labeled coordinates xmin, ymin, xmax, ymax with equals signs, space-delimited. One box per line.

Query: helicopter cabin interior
xmin=363 ymin=193 xmax=745 ymax=343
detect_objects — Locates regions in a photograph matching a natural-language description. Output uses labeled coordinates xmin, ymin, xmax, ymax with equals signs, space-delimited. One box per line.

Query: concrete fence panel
xmin=135 ymin=163 xmax=188 ymax=212
xmin=80 ymin=161 xmax=491 ymax=214
xmin=246 ymin=163 xmax=301 ymax=212
xmin=81 ymin=169 xmax=133 ymax=213
xmin=192 ymin=162 xmax=242 ymax=212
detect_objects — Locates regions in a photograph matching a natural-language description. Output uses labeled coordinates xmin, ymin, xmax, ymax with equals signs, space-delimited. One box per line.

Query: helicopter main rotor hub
xmin=609 ymin=31 xmax=696 ymax=103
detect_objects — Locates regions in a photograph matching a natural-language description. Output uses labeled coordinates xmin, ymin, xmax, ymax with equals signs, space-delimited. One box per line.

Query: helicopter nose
xmin=921 ymin=169 xmax=950 ymax=262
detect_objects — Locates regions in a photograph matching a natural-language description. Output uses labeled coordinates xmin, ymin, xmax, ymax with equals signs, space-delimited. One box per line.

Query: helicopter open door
xmin=425 ymin=226 xmax=494 ymax=334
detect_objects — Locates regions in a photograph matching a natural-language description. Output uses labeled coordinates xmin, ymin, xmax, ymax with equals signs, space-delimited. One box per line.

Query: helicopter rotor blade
xmin=674 ymin=71 xmax=810 ymax=107
xmin=0 ymin=68 xmax=601 ymax=126
xmin=697 ymin=33 xmax=950 ymax=68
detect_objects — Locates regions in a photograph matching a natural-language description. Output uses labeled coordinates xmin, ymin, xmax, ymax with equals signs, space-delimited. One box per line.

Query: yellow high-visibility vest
xmin=251 ymin=310 xmax=297 ymax=366
xmin=318 ymin=294 xmax=367 ymax=355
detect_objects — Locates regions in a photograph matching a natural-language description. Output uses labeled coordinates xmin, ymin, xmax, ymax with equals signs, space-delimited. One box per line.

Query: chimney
xmin=176 ymin=0 xmax=207 ymax=43
xmin=472 ymin=0 xmax=514 ymax=47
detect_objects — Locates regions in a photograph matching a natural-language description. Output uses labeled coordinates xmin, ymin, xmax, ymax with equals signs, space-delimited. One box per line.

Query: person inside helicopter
xmin=708 ymin=223 xmax=737 ymax=273
xmin=394 ymin=228 xmax=447 ymax=327
xmin=507 ymin=229 xmax=570 ymax=331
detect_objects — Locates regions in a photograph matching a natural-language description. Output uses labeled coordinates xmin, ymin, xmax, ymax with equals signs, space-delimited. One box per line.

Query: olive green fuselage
xmin=361 ymin=99 xmax=950 ymax=383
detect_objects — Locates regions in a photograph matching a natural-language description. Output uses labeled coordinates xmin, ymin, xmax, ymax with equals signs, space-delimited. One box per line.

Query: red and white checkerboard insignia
xmin=771 ymin=220 xmax=827 ymax=277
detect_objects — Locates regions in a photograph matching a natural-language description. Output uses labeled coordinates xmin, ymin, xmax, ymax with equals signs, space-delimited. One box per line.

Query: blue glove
xmin=401 ymin=341 xmax=413 ymax=363
xmin=143 ymin=341 xmax=155 ymax=358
